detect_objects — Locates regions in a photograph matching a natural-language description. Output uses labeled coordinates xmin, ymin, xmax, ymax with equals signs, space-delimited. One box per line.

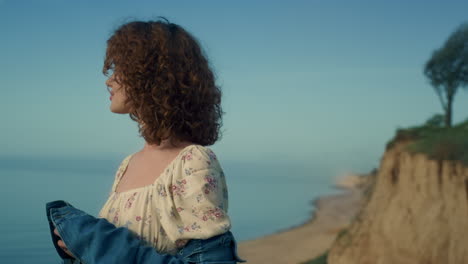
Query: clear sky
xmin=2 ymin=0 xmax=468 ymax=175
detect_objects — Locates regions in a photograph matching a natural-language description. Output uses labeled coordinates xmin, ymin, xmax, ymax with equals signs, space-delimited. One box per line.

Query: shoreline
xmin=237 ymin=173 xmax=368 ymax=264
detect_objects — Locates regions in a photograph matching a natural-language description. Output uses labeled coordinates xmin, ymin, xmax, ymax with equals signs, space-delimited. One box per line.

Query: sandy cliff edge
xmin=328 ymin=141 xmax=468 ymax=264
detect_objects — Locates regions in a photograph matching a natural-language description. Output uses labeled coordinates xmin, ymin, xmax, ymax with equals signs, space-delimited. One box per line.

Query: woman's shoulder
xmin=181 ymin=145 xmax=218 ymax=164
xmin=113 ymin=153 xmax=135 ymax=177
xmin=182 ymin=144 xmax=215 ymax=157
xmin=179 ymin=145 xmax=221 ymax=169
xmin=119 ymin=153 xmax=134 ymax=168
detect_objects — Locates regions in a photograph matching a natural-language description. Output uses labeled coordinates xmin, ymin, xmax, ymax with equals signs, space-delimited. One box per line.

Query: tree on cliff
xmin=424 ymin=22 xmax=468 ymax=127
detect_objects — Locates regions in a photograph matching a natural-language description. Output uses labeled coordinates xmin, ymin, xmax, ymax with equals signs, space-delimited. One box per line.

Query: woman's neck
xmin=142 ymin=139 xmax=192 ymax=152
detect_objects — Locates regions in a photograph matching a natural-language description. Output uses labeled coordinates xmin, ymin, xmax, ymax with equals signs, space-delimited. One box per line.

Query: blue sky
xmin=2 ymin=0 xmax=468 ymax=175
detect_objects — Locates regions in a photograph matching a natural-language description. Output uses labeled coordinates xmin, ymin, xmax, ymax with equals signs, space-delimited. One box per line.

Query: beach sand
xmin=236 ymin=174 xmax=367 ymax=264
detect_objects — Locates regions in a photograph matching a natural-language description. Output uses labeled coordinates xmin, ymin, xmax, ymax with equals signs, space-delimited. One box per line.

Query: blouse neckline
xmin=112 ymin=144 xmax=201 ymax=195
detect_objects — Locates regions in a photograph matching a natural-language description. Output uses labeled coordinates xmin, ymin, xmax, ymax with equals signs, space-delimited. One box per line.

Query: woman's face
xmin=106 ymin=73 xmax=131 ymax=114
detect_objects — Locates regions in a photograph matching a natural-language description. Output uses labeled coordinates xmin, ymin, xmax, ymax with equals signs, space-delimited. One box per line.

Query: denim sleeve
xmin=46 ymin=200 xmax=187 ymax=264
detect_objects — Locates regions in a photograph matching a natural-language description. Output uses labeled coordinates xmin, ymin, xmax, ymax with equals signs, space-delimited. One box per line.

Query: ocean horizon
xmin=1 ymin=154 xmax=340 ymax=263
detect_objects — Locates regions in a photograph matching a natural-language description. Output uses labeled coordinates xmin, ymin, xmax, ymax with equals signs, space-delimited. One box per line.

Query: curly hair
xmin=102 ymin=18 xmax=224 ymax=147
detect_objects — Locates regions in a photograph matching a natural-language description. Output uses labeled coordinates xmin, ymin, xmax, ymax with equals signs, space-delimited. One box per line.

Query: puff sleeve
xmin=167 ymin=146 xmax=231 ymax=241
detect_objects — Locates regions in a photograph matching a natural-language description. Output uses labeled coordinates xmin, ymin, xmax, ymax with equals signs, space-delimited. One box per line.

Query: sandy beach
xmin=236 ymin=174 xmax=368 ymax=264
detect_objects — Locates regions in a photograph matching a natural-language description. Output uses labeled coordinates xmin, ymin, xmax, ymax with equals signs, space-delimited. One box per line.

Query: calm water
xmin=0 ymin=155 xmax=339 ymax=263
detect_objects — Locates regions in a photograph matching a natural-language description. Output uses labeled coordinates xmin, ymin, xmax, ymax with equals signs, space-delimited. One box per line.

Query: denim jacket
xmin=46 ymin=200 xmax=247 ymax=264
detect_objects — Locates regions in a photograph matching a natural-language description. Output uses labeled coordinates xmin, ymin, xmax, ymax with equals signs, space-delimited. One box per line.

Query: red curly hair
xmin=103 ymin=18 xmax=224 ymax=147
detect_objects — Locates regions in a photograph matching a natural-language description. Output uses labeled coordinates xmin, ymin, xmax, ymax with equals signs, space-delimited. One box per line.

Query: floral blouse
xmin=98 ymin=144 xmax=231 ymax=255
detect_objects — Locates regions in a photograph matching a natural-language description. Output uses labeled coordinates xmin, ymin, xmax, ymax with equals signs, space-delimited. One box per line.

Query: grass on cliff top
xmin=386 ymin=118 xmax=468 ymax=165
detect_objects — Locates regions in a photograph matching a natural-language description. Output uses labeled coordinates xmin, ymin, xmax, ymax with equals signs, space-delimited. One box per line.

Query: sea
xmin=0 ymin=155 xmax=341 ymax=263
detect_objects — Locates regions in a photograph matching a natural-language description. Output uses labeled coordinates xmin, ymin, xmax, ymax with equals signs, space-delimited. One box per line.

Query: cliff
xmin=327 ymin=141 xmax=468 ymax=264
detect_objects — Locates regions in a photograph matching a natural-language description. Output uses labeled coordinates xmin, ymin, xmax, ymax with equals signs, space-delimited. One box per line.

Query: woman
xmin=53 ymin=17 xmax=246 ymax=263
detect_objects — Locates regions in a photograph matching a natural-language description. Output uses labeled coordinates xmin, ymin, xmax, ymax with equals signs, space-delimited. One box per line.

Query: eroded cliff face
xmin=328 ymin=141 xmax=468 ymax=264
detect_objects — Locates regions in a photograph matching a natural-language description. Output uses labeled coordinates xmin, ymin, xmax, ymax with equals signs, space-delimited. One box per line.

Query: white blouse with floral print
xmin=98 ymin=144 xmax=231 ymax=255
